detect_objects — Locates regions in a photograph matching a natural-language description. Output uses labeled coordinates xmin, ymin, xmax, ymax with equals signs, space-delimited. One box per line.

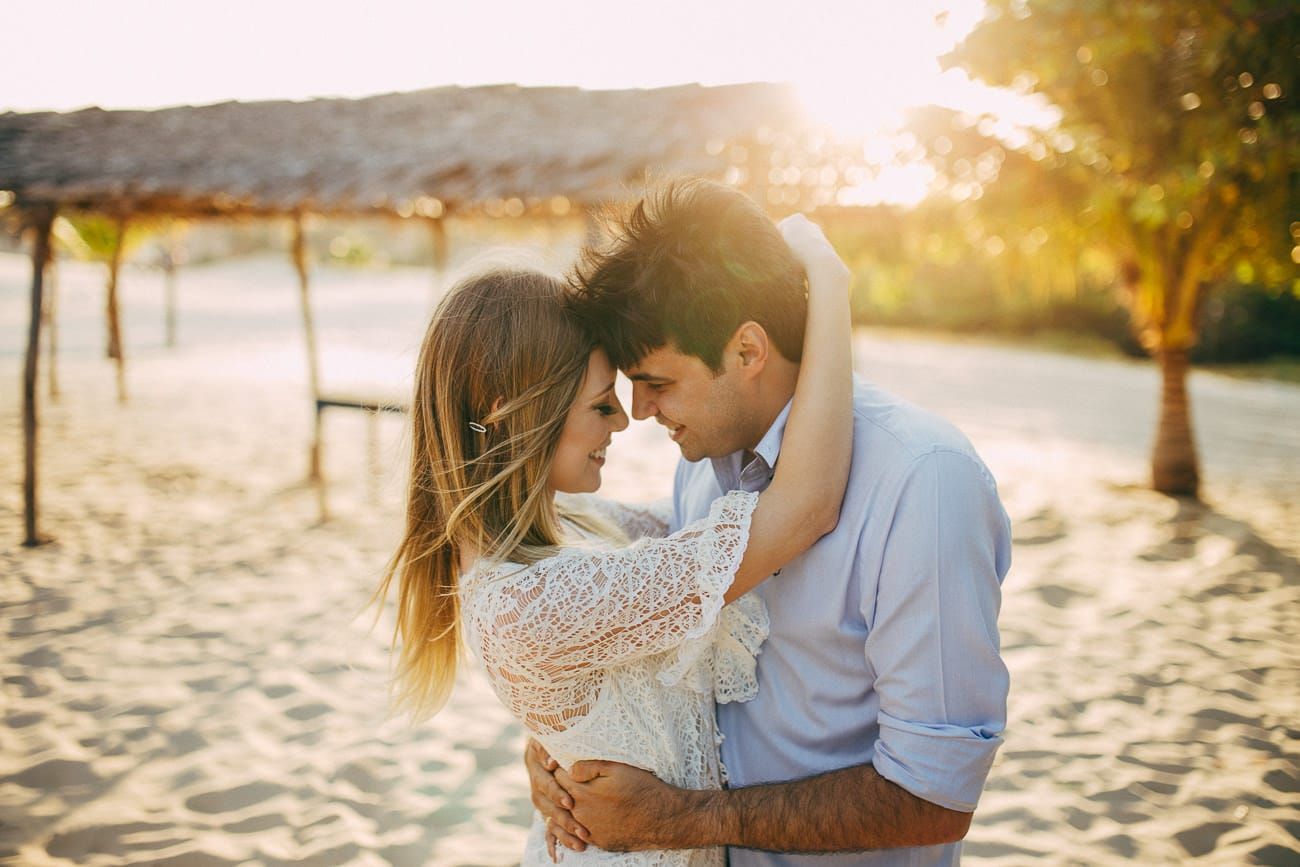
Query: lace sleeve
xmin=471 ymin=490 xmax=758 ymax=684
xmin=558 ymin=493 xmax=673 ymax=539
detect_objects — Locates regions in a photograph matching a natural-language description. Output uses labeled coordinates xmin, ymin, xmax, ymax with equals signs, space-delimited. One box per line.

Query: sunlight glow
xmin=1 ymin=0 xmax=1059 ymax=207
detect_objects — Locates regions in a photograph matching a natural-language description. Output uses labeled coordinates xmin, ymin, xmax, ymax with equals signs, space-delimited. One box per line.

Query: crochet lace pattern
xmin=461 ymin=490 xmax=768 ymax=866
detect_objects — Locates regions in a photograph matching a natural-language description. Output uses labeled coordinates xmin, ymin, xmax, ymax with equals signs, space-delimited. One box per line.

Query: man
xmin=527 ymin=178 xmax=1012 ymax=865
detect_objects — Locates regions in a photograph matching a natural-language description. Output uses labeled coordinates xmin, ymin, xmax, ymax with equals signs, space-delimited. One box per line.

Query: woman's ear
xmin=481 ymin=396 xmax=506 ymax=428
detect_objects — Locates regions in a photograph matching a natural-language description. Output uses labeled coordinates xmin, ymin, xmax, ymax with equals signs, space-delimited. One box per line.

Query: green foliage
xmin=57 ymin=214 xmax=164 ymax=262
xmin=1194 ymin=282 xmax=1300 ymax=361
xmin=825 ymin=206 xmax=1295 ymax=364
xmin=935 ymin=0 xmax=1299 ymax=351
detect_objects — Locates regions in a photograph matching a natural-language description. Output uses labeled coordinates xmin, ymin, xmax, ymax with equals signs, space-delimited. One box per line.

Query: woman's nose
xmin=612 ymin=403 xmax=630 ymax=432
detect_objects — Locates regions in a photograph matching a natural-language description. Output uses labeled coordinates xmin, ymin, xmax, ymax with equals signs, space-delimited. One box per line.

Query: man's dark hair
xmin=567 ymin=179 xmax=807 ymax=371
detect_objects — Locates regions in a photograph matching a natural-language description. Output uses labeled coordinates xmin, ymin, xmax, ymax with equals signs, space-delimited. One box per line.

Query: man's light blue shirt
xmin=672 ymin=376 xmax=1012 ymax=867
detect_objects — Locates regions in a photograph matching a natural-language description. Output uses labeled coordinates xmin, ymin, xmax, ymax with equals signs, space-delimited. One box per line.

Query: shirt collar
xmin=753 ymin=398 xmax=793 ymax=469
xmin=709 ymin=397 xmax=794 ymax=492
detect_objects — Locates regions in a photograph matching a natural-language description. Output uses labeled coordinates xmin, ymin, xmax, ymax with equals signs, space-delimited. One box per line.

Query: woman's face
xmin=548 ymin=349 xmax=629 ymax=493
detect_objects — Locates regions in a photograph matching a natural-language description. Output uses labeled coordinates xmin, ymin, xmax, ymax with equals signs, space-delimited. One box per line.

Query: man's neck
xmin=742 ymin=358 xmax=799 ymax=453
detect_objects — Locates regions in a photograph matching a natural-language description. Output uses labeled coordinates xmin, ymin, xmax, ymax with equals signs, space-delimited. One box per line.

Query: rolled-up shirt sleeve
xmin=865 ymin=448 xmax=1012 ymax=812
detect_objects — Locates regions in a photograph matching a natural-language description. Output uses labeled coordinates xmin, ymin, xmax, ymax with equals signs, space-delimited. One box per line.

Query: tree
xmin=58 ymin=214 xmax=161 ymax=402
xmin=944 ymin=0 xmax=1299 ymax=497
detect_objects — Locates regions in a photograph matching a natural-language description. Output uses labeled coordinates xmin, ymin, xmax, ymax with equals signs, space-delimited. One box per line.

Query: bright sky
xmin=3 ymin=0 xmax=1052 ymax=205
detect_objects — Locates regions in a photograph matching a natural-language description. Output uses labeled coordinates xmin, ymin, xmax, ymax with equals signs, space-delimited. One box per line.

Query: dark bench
xmin=315 ymin=395 xmax=409 ymax=417
xmin=309 ymin=394 xmax=409 ymax=519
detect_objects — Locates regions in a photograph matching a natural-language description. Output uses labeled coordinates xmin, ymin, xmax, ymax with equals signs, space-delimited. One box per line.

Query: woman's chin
xmin=551 ymin=472 xmax=602 ymax=495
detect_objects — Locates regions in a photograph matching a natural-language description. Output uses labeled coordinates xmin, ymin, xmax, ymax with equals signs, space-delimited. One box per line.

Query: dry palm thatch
xmin=4 ymin=82 xmax=808 ymax=546
xmin=0 ymin=82 xmax=803 ymax=217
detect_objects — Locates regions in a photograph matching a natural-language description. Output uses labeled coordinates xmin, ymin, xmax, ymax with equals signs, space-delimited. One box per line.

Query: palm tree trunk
xmin=1151 ymin=347 xmax=1199 ymax=497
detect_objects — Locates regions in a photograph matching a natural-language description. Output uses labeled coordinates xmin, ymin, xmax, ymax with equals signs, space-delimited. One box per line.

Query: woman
xmin=374 ymin=215 xmax=853 ymax=865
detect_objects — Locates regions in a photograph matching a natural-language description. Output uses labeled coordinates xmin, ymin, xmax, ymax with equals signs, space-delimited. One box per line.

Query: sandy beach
xmin=2 ymin=250 xmax=1297 ymax=865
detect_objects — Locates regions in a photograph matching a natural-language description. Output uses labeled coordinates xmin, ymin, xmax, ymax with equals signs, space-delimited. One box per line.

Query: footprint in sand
xmin=185 ymin=781 xmax=286 ymax=814
xmin=6 ymin=759 xmax=100 ymax=790
xmin=5 ymin=711 xmax=44 ymax=728
xmin=46 ymin=822 xmax=172 ymax=860
xmin=130 ymin=852 xmax=240 ymax=867
xmin=1174 ymin=822 xmax=1240 ymax=858
xmin=1033 ymin=583 xmax=1093 ymax=609
xmin=1252 ymin=844 xmax=1300 ymax=865
xmin=1263 ymin=769 xmax=1299 ymax=794
xmin=285 ymin=702 xmax=331 ymax=721
xmin=17 ymin=647 xmax=60 ymax=668
xmin=1013 ymin=508 xmax=1068 ymax=546
xmin=3 ymin=674 xmax=49 ymax=698
xmin=221 ymin=813 xmax=286 ymax=834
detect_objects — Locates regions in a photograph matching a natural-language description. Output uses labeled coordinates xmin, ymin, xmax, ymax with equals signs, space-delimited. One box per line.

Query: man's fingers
xmin=548 ymin=772 xmax=575 ymax=810
xmin=526 ymin=749 xmax=573 ymax=811
xmin=567 ymin=760 xmax=610 ymax=783
xmin=527 ymin=738 xmax=559 ymax=771
xmin=547 ymin=816 xmax=589 ymax=850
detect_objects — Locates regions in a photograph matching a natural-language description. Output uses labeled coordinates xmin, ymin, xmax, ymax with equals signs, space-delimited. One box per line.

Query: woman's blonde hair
xmin=373 ymin=268 xmax=614 ymax=721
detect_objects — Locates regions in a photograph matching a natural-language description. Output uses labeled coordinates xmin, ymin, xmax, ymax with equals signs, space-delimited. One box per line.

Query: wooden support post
xmin=427 ymin=216 xmax=448 ymax=305
xmin=366 ymin=409 xmax=381 ymax=506
xmin=23 ymin=206 xmax=56 ymax=547
xmin=582 ymin=204 xmax=603 ymax=248
xmin=292 ymin=214 xmax=328 ymax=519
xmin=105 ymin=214 xmax=128 ymax=403
xmin=163 ymin=242 xmax=178 ymax=349
xmin=42 ymin=250 xmax=60 ymax=401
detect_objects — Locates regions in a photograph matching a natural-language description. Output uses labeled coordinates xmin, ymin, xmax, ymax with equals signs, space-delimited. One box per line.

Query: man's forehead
xmin=624 ymin=345 xmax=696 ymax=379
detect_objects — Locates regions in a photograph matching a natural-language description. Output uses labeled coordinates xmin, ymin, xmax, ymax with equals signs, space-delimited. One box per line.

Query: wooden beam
xmin=291 ymin=213 xmax=328 ymax=519
xmin=162 ymin=238 xmax=178 ymax=349
xmin=23 ymin=206 xmax=56 ymax=547
xmin=427 ymin=216 xmax=448 ymax=304
xmin=42 ymin=250 xmax=60 ymax=401
xmin=582 ymin=204 xmax=603 ymax=248
xmin=105 ymin=213 xmax=128 ymax=403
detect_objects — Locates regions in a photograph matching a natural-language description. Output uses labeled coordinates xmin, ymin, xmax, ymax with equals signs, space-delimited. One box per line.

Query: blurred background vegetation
xmin=3 ymin=0 xmax=1293 ymax=497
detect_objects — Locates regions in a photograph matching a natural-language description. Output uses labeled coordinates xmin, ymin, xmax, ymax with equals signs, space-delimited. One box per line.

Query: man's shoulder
xmin=850 ymin=377 xmax=983 ymax=471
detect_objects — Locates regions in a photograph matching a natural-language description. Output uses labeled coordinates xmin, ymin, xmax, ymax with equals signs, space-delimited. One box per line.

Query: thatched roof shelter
xmin=3 ymin=82 xmax=809 ymax=545
xmin=0 ymin=82 xmax=803 ymax=217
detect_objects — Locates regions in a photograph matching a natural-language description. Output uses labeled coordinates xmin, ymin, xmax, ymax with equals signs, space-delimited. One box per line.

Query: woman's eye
xmin=595 ymin=403 xmax=617 ymax=416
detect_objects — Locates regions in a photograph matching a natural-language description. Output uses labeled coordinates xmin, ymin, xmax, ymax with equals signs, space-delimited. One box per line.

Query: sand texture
xmin=2 ymin=253 xmax=1297 ymax=865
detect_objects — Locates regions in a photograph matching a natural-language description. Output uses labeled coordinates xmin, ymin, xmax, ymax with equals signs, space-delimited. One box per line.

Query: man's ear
xmin=727 ymin=321 xmax=770 ymax=378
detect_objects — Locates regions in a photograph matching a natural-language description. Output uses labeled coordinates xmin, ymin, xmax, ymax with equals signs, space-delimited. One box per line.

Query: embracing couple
xmin=375 ymin=179 xmax=1012 ymax=866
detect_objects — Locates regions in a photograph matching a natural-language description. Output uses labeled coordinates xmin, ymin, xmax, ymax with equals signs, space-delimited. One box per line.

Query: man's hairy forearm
xmin=674 ymin=763 xmax=972 ymax=853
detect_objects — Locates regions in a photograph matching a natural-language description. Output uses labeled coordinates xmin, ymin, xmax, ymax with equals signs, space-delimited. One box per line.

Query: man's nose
xmin=630 ymin=383 xmax=654 ymax=421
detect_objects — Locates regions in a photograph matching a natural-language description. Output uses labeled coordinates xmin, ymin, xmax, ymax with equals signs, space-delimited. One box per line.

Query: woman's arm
xmin=723 ymin=215 xmax=853 ymax=603
xmin=556 ymin=492 xmax=674 ymax=540
xmin=480 ymin=220 xmax=850 ymax=676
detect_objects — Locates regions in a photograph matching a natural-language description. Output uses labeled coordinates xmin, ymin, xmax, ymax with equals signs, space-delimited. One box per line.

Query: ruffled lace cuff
xmin=655 ymin=489 xmax=766 ymax=696
xmin=713 ymin=590 xmax=769 ymax=703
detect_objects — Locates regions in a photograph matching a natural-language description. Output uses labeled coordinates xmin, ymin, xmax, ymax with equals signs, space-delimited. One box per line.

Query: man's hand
xmin=556 ymin=760 xmax=697 ymax=852
xmin=524 ymin=739 xmax=590 ymax=856
xmin=553 ymin=764 xmax=722 ymax=852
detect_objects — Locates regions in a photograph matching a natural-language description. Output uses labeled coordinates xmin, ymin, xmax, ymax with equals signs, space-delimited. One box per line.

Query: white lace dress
xmin=460 ymin=489 xmax=767 ymax=866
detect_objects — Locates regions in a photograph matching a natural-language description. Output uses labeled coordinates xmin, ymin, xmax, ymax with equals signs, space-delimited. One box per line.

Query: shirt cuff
xmin=871 ymin=710 xmax=1004 ymax=812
